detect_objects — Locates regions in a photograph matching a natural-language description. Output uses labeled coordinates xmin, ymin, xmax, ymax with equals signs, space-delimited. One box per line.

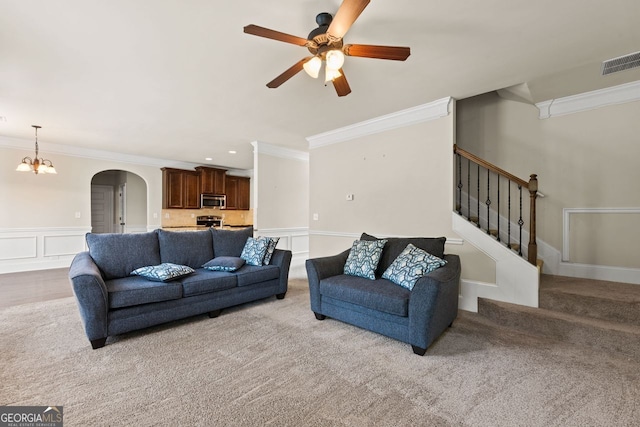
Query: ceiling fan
xmin=243 ymin=0 xmax=410 ymax=97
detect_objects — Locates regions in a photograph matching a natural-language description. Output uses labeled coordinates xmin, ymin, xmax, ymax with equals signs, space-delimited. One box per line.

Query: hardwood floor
xmin=0 ymin=268 xmax=72 ymax=309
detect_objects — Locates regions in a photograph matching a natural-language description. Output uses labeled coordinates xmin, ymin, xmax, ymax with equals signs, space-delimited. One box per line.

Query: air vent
xmin=601 ymin=51 xmax=640 ymax=76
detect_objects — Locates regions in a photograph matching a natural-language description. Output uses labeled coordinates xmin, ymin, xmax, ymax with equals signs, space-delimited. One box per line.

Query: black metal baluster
xmin=518 ymin=185 xmax=524 ymax=256
xmin=467 ymin=159 xmax=471 ymax=221
xmin=456 ymin=153 xmax=462 ymax=214
xmin=496 ymin=175 xmax=501 ymax=242
xmin=486 ymin=169 xmax=491 ymax=234
xmin=476 ymin=164 xmax=480 ymax=228
xmin=507 ymin=181 xmax=512 ymax=249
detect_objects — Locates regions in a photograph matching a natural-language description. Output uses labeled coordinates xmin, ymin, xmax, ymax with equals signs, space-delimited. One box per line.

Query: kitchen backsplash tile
xmin=161 ymin=209 xmax=253 ymax=227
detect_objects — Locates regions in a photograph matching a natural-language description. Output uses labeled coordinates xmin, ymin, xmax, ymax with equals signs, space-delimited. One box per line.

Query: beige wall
xmin=0 ymin=145 xmax=162 ymax=229
xmin=456 ymin=92 xmax=640 ymax=268
xmin=308 ymin=106 xmax=496 ymax=284
xmin=255 ymin=152 xmax=308 ymax=230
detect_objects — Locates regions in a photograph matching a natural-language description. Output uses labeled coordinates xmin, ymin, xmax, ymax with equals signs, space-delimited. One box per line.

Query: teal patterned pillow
xmin=261 ymin=236 xmax=280 ymax=265
xmin=382 ymin=244 xmax=447 ymax=290
xmin=240 ymin=237 xmax=270 ymax=266
xmin=343 ymin=239 xmax=388 ymax=280
xmin=130 ymin=263 xmax=194 ymax=282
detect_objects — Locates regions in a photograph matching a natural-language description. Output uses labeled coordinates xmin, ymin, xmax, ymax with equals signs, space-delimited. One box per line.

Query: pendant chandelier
xmin=16 ymin=125 xmax=57 ymax=175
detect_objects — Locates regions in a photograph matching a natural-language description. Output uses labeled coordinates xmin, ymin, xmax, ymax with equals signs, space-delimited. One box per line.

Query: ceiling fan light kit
xmin=243 ymin=0 xmax=410 ymax=97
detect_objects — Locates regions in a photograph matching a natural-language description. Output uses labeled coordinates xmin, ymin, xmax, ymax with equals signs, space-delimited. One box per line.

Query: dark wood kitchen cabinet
xmin=225 ymin=176 xmax=250 ymax=210
xmin=162 ymin=168 xmax=201 ymax=209
xmin=195 ymin=166 xmax=227 ymax=195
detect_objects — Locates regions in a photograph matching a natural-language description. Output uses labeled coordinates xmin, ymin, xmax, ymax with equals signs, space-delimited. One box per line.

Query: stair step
xmin=540 ymin=275 xmax=640 ymax=327
xmin=478 ymin=298 xmax=640 ymax=359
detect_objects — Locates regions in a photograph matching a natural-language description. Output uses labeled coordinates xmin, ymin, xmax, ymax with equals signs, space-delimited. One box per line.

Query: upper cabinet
xmin=225 ymin=176 xmax=250 ymax=210
xmin=196 ymin=166 xmax=226 ymax=195
xmin=162 ymin=168 xmax=200 ymax=209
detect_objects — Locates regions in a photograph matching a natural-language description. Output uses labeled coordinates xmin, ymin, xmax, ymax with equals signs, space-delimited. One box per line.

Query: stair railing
xmin=454 ymin=144 xmax=538 ymax=266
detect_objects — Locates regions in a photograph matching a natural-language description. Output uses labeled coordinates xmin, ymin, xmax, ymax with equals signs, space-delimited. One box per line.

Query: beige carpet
xmin=1 ymin=279 xmax=638 ymax=427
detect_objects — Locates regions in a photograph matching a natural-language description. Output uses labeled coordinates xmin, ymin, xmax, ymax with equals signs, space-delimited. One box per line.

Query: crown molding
xmin=306 ymin=97 xmax=453 ymax=149
xmin=251 ymin=141 xmax=309 ymax=162
xmin=536 ymin=80 xmax=640 ymax=119
xmin=0 ymin=135 xmax=205 ymax=170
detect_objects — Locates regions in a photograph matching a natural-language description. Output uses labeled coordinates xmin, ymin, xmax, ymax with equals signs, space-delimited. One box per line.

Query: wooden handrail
xmin=454 ymin=144 xmax=529 ymax=188
xmin=454 ymin=144 xmax=538 ymax=266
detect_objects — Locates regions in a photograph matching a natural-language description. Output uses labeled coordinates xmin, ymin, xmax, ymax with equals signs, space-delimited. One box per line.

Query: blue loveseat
xmin=69 ymin=227 xmax=291 ymax=349
xmin=306 ymin=233 xmax=460 ymax=355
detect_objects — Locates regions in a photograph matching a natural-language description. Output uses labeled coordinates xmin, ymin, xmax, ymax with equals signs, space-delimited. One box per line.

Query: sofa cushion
xmin=235 ymin=264 xmax=280 ymax=287
xmin=106 ymin=276 xmax=183 ymax=309
xmin=86 ymin=231 xmax=161 ymax=280
xmin=344 ymin=239 xmax=387 ymax=280
xmin=319 ymin=275 xmax=410 ymax=317
xmin=158 ymin=229 xmax=214 ymax=269
xmin=202 ymin=256 xmax=245 ymax=272
xmin=361 ymin=233 xmax=447 ymax=276
xmin=180 ymin=269 xmax=237 ymax=297
xmin=241 ymin=237 xmax=270 ymax=266
xmin=382 ymin=244 xmax=447 ymax=290
xmin=211 ymin=227 xmax=253 ymax=257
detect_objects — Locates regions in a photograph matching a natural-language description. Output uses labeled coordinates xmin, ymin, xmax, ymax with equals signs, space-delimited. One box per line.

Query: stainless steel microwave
xmin=201 ymin=194 xmax=226 ymax=209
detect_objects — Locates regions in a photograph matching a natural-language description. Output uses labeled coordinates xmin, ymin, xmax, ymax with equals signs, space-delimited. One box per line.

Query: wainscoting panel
xmin=256 ymin=227 xmax=309 ymax=275
xmin=0 ymin=227 xmax=91 ymax=274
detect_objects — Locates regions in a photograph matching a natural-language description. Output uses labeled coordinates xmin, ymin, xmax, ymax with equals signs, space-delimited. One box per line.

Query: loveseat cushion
xmin=106 ymin=276 xmax=183 ymax=309
xmin=86 ymin=231 xmax=161 ymax=280
xmin=211 ymin=227 xmax=254 ymax=257
xmin=235 ymin=264 xmax=280 ymax=287
xmin=158 ymin=229 xmax=214 ymax=269
xmin=360 ymin=233 xmax=447 ymax=277
xmin=180 ymin=269 xmax=237 ymax=297
xmin=319 ymin=274 xmax=410 ymax=317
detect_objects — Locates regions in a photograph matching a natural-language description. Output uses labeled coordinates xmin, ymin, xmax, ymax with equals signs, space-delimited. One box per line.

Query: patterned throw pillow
xmin=382 ymin=244 xmax=447 ymax=290
xmin=240 ymin=237 xmax=270 ymax=266
xmin=343 ymin=239 xmax=388 ymax=280
xmin=202 ymin=256 xmax=246 ymax=272
xmin=130 ymin=263 xmax=195 ymax=282
xmin=261 ymin=237 xmax=280 ymax=265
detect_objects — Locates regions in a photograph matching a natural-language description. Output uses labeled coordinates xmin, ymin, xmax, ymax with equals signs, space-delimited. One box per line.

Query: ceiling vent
xmin=601 ymin=51 xmax=640 ymax=76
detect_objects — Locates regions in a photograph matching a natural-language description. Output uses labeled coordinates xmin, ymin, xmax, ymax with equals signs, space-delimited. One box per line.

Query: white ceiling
xmin=1 ymin=0 xmax=639 ymax=170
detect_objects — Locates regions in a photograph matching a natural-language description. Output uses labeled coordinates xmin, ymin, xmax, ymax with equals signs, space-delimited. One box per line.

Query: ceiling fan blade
xmin=243 ymin=24 xmax=308 ymax=46
xmin=332 ymin=69 xmax=351 ymax=97
xmin=343 ymin=44 xmax=410 ymax=61
xmin=327 ymin=0 xmax=370 ymax=40
xmin=266 ymin=57 xmax=313 ymax=88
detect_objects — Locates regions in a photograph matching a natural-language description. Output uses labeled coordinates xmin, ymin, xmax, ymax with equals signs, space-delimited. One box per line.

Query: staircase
xmin=478 ymin=274 xmax=640 ymax=359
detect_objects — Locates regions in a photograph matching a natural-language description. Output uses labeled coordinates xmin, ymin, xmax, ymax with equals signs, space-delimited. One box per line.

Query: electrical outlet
xmin=313 ymin=213 xmax=319 ymax=221
xmin=153 ymin=213 xmax=158 ymax=219
xmin=164 ymin=213 xmax=170 ymax=219
xmin=191 ymin=213 xmax=195 ymax=218
xmin=74 ymin=211 xmax=81 ymax=219
xmin=346 ymin=194 xmax=354 ymax=201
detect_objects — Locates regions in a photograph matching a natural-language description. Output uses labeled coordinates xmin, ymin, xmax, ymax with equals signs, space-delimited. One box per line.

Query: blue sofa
xmin=69 ymin=227 xmax=291 ymax=349
xmin=306 ymin=233 xmax=460 ymax=355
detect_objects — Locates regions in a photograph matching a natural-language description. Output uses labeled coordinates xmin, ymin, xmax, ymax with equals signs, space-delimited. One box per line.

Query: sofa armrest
xmin=305 ymin=249 xmax=350 ymax=312
xmin=408 ymin=254 xmax=461 ymax=349
xmin=68 ymin=251 xmax=109 ymax=341
xmin=269 ymin=248 xmax=292 ymax=294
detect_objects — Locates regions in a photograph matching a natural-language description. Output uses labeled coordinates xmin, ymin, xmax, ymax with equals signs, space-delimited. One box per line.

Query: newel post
xmin=527 ymin=174 xmax=538 ymax=266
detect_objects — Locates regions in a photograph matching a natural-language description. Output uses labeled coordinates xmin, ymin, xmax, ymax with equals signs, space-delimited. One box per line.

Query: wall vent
xmin=601 ymin=51 xmax=640 ymax=76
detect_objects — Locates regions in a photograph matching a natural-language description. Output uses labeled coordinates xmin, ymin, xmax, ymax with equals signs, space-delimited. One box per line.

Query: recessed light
xmin=228 ymin=150 xmax=237 ymax=154
xmin=205 ymin=157 xmax=212 ymax=161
